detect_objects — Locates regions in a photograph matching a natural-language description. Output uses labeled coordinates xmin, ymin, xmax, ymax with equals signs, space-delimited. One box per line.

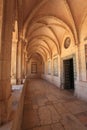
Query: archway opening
xmin=27 ymin=53 xmax=44 ymax=78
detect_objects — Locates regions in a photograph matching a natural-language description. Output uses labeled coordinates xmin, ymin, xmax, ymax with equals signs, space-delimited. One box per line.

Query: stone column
xmin=0 ymin=0 xmax=4 ymax=125
xmin=77 ymin=44 xmax=81 ymax=81
xmin=11 ymin=21 xmax=18 ymax=85
xmin=24 ymin=52 xmax=28 ymax=77
xmin=11 ymin=41 xmax=17 ymax=84
xmin=0 ymin=0 xmax=15 ymax=124
xmin=25 ymin=54 xmax=27 ymax=76
xmin=21 ymin=45 xmax=25 ymax=82
xmin=16 ymin=40 xmax=22 ymax=84
xmin=26 ymin=60 xmax=29 ymax=76
xmin=24 ymin=53 xmax=26 ymax=76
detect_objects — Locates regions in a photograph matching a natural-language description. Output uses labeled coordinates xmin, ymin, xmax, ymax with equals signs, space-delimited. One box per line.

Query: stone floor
xmin=22 ymin=79 xmax=87 ymax=130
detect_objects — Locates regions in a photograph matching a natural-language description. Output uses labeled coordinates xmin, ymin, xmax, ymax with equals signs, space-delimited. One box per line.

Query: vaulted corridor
xmin=1 ymin=0 xmax=87 ymax=129
xmin=22 ymin=79 xmax=87 ymax=130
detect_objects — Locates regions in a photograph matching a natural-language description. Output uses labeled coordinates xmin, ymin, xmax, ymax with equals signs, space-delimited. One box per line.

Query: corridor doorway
xmin=63 ymin=58 xmax=74 ymax=89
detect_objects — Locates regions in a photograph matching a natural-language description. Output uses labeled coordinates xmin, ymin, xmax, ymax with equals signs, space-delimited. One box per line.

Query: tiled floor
xmin=22 ymin=79 xmax=87 ymax=130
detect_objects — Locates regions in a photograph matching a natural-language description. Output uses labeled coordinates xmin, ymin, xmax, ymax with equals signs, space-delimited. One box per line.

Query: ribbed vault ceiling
xmin=20 ymin=0 xmax=87 ymax=60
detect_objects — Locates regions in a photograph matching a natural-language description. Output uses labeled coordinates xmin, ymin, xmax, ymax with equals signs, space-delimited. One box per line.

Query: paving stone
xmin=61 ymin=114 xmax=87 ymax=130
xmin=46 ymin=94 xmax=58 ymax=102
xmin=53 ymin=103 xmax=70 ymax=115
xmin=63 ymin=102 xmax=87 ymax=114
xmin=38 ymin=106 xmax=52 ymax=125
xmin=37 ymin=97 xmax=48 ymax=106
xmin=31 ymin=97 xmax=38 ymax=107
xmin=75 ymin=111 xmax=87 ymax=127
xmin=51 ymin=123 xmax=64 ymax=130
xmin=33 ymin=125 xmax=52 ymax=130
xmin=22 ymin=79 xmax=87 ymax=130
xmin=47 ymin=105 xmax=61 ymax=123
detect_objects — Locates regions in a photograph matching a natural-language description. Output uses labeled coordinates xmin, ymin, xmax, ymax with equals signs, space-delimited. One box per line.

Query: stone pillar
xmin=22 ymin=45 xmax=28 ymax=78
xmin=11 ymin=21 xmax=18 ymax=85
xmin=24 ymin=53 xmax=27 ymax=77
xmin=11 ymin=41 xmax=17 ymax=84
xmin=0 ymin=0 xmax=4 ymax=125
xmin=16 ymin=41 xmax=22 ymax=84
xmin=77 ymin=44 xmax=81 ymax=81
xmin=0 ymin=0 xmax=15 ymax=124
xmin=24 ymin=53 xmax=26 ymax=76
xmin=25 ymin=52 xmax=28 ymax=77
xmin=21 ymin=45 xmax=25 ymax=81
xmin=11 ymin=42 xmax=17 ymax=84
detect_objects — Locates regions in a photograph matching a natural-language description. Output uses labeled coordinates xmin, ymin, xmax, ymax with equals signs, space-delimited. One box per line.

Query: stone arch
xmin=28 ymin=47 xmax=47 ymax=60
xmin=23 ymin=0 xmax=49 ymax=37
xmin=25 ymin=15 xmax=77 ymax=45
xmin=79 ymin=14 xmax=87 ymax=43
xmin=27 ymin=35 xmax=59 ymax=54
xmin=28 ymin=52 xmax=45 ymax=63
xmin=27 ymin=42 xmax=51 ymax=58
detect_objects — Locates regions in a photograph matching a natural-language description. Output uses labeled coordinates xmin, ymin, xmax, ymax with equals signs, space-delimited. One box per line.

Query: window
xmin=53 ymin=57 xmax=58 ymax=76
xmin=31 ymin=62 xmax=37 ymax=73
xmin=48 ymin=60 xmax=51 ymax=75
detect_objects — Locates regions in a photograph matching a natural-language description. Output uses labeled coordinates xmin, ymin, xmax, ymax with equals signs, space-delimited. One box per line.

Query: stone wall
xmin=41 ymin=37 xmax=87 ymax=101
